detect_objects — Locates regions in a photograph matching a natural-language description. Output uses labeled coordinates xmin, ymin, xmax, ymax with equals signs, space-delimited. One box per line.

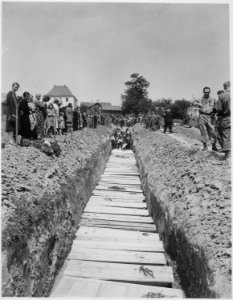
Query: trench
xmin=3 ymin=128 xmax=221 ymax=297
xmin=50 ymin=147 xmax=184 ymax=298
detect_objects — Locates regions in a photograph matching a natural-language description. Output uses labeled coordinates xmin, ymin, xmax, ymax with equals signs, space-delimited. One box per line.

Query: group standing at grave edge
xmin=5 ymin=81 xmax=231 ymax=159
xmin=5 ymin=83 xmax=111 ymax=145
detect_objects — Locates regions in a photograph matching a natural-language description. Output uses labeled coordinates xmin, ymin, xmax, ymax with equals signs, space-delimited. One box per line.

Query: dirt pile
xmin=132 ymin=124 xmax=231 ymax=298
xmin=1 ymin=126 xmax=112 ymax=296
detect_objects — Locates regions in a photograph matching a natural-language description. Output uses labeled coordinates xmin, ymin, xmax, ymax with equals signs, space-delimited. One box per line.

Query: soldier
xmin=215 ymin=81 xmax=231 ymax=160
xmin=163 ymin=108 xmax=173 ymax=133
xmin=213 ymin=90 xmax=225 ymax=149
xmin=194 ymin=87 xmax=216 ymax=151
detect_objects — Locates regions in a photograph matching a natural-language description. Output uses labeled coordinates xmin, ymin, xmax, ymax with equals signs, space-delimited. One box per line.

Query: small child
xmin=45 ymin=103 xmax=55 ymax=138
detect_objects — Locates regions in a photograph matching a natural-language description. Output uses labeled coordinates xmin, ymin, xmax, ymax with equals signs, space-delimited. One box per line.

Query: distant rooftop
xmin=80 ymin=101 xmax=121 ymax=111
xmin=46 ymin=85 xmax=75 ymax=98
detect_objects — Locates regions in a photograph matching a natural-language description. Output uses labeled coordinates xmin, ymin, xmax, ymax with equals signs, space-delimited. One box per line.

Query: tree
xmin=121 ymin=73 xmax=152 ymax=114
xmin=170 ymin=99 xmax=191 ymax=120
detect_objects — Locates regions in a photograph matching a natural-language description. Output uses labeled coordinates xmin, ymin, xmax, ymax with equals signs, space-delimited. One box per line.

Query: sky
xmin=2 ymin=2 xmax=230 ymax=105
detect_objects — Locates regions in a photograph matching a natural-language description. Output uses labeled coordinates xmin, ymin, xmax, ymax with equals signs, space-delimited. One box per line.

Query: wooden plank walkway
xmin=51 ymin=149 xmax=184 ymax=298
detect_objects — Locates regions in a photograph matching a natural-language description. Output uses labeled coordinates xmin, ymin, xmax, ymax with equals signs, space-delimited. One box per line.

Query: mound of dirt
xmin=1 ymin=126 xmax=112 ymax=296
xmin=132 ymin=124 xmax=231 ymax=298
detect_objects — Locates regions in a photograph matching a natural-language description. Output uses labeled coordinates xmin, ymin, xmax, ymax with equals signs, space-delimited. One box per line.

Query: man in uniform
xmin=215 ymin=81 xmax=231 ymax=160
xmin=194 ymin=87 xmax=216 ymax=151
xmin=163 ymin=108 xmax=173 ymax=133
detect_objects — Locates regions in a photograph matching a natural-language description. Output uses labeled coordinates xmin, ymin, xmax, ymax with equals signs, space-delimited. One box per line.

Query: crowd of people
xmin=5 ymin=81 xmax=231 ymax=160
xmin=5 ymin=82 xmax=111 ymax=146
xmin=111 ymin=127 xmax=133 ymax=150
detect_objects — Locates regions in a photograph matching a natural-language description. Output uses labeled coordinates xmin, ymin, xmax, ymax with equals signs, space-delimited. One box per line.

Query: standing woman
xmin=82 ymin=111 xmax=87 ymax=129
xmin=19 ymin=92 xmax=33 ymax=140
xmin=73 ymin=108 xmax=79 ymax=131
xmin=34 ymin=94 xmax=46 ymax=139
xmin=5 ymin=82 xmax=21 ymax=145
xmin=66 ymin=103 xmax=73 ymax=134
xmin=77 ymin=107 xmax=83 ymax=130
xmin=53 ymin=99 xmax=60 ymax=135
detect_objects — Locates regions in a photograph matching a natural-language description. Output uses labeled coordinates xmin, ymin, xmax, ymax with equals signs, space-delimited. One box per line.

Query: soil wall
xmin=132 ymin=125 xmax=231 ymax=298
xmin=1 ymin=127 xmax=112 ymax=296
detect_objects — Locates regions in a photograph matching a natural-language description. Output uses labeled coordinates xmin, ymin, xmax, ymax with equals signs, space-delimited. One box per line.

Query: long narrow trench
xmin=51 ymin=149 xmax=184 ymax=297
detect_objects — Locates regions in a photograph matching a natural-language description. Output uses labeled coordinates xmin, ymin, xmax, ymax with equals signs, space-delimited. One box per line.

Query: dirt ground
xmin=132 ymin=124 xmax=231 ymax=297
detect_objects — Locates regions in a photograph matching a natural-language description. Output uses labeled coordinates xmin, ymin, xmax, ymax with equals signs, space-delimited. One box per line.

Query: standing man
xmin=5 ymin=82 xmax=20 ymax=145
xmin=163 ymin=108 xmax=173 ymax=133
xmin=194 ymin=87 xmax=216 ymax=151
xmin=213 ymin=90 xmax=225 ymax=149
xmin=215 ymin=81 xmax=231 ymax=160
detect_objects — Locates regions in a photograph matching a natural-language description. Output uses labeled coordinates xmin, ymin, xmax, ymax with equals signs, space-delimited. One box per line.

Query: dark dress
xmin=34 ymin=101 xmax=46 ymax=138
xmin=82 ymin=113 xmax=87 ymax=128
xmin=93 ymin=115 xmax=98 ymax=128
xmin=19 ymin=99 xmax=32 ymax=139
xmin=73 ymin=111 xmax=78 ymax=131
xmin=163 ymin=112 xmax=173 ymax=133
xmin=5 ymin=91 xmax=21 ymax=133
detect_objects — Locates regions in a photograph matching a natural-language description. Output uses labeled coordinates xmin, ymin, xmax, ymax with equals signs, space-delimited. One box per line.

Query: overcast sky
xmin=2 ymin=2 xmax=230 ymax=104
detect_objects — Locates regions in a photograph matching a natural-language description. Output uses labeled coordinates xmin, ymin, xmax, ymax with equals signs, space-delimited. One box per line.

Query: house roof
xmin=46 ymin=85 xmax=74 ymax=97
xmin=80 ymin=102 xmax=95 ymax=108
xmin=80 ymin=102 xmax=121 ymax=111
xmin=107 ymin=105 xmax=122 ymax=111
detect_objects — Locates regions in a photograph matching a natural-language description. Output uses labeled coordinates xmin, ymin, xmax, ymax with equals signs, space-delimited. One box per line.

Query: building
xmin=45 ymin=85 xmax=78 ymax=108
xmin=80 ymin=101 xmax=121 ymax=114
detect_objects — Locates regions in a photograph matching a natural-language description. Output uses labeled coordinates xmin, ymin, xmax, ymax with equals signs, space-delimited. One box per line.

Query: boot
xmin=202 ymin=143 xmax=208 ymax=151
xmin=224 ymin=151 xmax=231 ymax=161
xmin=212 ymin=144 xmax=218 ymax=151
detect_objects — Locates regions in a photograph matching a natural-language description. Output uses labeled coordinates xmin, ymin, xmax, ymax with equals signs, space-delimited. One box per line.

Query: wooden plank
xmin=93 ymin=190 xmax=144 ymax=198
xmin=99 ymin=180 xmax=141 ymax=186
xmin=95 ymin=186 xmax=142 ymax=193
xmin=104 ymin=172 xmax=140 ymax=176
xmin=105 ymin=168 xmax=138 ymax=172
xmin=81 ymin=223 xmax=155 ymax=232
xmin=72 ymin=239 xmax=164 ymax=252
xmin=68 ymin=248 xmax=166 ymax=265
xmin=82 ymin=212 xmax=154 ymax=223
xmin=92 ymin=195 xmax=145 ymax=202
xmin=87 ymin=199 xmax=147 ymax=208
xmin=100 ymin=173 xmax=139 ymax=178
xmin=89 ymin=196 xmax=145 ymax=203
xmin=84 ymin=205 xmax=149 ymax=216
xmin=64 ymin=261 xmax=174 ymax=286
xmin=101 ymin=173 xmax=140 ymax=181
xmin=99 ymin=181 xmax=141 ymax=186
xmin=76 ymin=227 xmax=160 ymax=242
xmin=98 ymin=180 xmax=141 ymax=186
xmin=81 ymin=220 xmax=156 ymax=232
xmin=51 ymin=276 xmax=183 ymax=298
xmin=105 ymin=163 xmax=137 ymax=166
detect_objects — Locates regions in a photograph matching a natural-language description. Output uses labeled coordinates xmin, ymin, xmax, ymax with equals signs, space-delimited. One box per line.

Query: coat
xmin=5 ymin=91 xmax=21 ymax=132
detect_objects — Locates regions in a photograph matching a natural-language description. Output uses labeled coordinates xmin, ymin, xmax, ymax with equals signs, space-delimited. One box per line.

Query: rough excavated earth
xmin=132 ymin=124 xmax=231 ymax=298
xmin=1 ymin=126 xmax=112 ymax=296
